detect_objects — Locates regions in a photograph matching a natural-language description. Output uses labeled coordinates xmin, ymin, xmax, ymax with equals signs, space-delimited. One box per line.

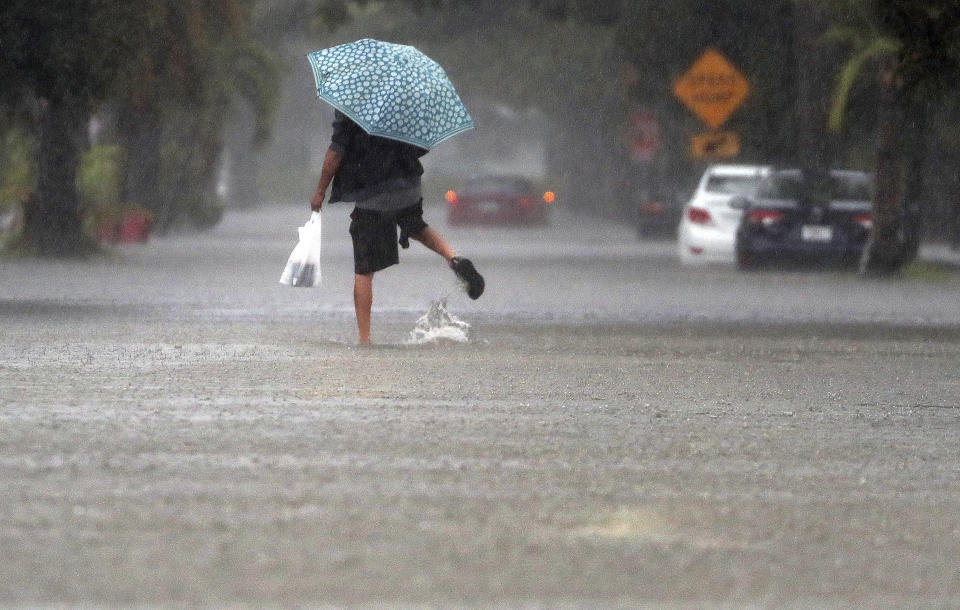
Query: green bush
xmin=0 ymin=127 xmax=34 ymax=212
xmin=77 ymin=144 xmax=123 ymax=211
xmin=77 ymin=145 xmax=155 ymax=240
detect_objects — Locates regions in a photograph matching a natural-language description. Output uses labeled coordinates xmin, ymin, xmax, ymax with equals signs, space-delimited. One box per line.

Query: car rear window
xmin=705 ymin=175 xmax=762 ymax=196
xmin=831 ymin=176 xmax=873 ymax=200
xmin=758 ymin=175 xmax=804 ymax=199
xmin=465 ymin=176 xmax=534 ymax=194
xmin=759 ymin=173 xmax=873 ymax=200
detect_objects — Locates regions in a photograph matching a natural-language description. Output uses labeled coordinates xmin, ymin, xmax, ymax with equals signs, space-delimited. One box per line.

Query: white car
xmin=677 ymin=164 xmax=770 ymax=265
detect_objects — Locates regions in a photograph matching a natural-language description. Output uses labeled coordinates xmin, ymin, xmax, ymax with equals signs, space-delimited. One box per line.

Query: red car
xmin=446 ymin=175 xmax=553 ymax=225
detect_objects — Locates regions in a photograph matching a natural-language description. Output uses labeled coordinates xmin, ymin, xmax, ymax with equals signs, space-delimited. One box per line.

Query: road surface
xmin=2 ymin=203 xmax=959 ymax=607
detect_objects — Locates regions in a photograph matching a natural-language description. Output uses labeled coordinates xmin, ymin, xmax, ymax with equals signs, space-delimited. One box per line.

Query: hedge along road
xmin=1 ymin=203 xmax=960 ymax=606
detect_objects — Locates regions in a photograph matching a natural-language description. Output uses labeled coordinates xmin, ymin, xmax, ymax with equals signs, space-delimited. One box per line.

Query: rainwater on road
xmin=2 ymin=203 xmax=959 ymax=606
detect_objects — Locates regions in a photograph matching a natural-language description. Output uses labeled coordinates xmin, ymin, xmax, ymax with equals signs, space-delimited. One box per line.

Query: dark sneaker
xmin=450 ymin=256 xmax=485 ymax=300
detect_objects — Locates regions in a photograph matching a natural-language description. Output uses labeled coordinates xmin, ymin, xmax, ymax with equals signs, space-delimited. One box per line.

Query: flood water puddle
xmin=408 ymin=298 xmax=470 ymax=344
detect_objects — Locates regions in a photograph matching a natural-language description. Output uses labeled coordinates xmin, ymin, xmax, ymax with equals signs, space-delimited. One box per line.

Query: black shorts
xmin=349 ymin=201 xmax=429 ymax=275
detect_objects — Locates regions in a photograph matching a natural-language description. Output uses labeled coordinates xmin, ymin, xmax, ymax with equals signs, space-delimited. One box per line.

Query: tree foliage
xmin=876 ymin=0 xmax=960 ymax=100
xmin=0 ymin=1 xmax=145 ymax=109
xmin=0 ymin=1 xmax=149 ymax=255
xmin=0 ymin=0 xmax=281 ymax=255
xmin=108 ymin=1 xmax=281 ymax=231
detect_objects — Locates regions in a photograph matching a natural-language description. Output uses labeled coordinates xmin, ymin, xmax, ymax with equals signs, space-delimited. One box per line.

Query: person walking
xmin=310 ymin=110 xmax=484 ymax=344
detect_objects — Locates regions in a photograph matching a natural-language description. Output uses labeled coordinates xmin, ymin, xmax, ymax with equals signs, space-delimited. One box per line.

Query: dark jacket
xmin=328 ymin=110 xmax=428 ymax=203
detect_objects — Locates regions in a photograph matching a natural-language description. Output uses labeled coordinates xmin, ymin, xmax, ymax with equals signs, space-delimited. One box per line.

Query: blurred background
xmin=2 ymin=0 xmax=959 ymax=271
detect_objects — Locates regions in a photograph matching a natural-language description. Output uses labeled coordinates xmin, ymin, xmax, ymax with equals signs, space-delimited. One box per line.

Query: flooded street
xmin=2 ymin=204 xmax=960 ymax=606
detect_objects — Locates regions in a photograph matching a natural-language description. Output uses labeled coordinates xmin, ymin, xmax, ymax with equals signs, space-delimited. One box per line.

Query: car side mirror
xmin=729 ymin=196 xmax=751 ymax=210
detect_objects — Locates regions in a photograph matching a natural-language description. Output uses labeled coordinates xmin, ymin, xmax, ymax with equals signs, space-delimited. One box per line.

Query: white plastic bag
xmin=279 ymin=211 xmax=322 ymax=287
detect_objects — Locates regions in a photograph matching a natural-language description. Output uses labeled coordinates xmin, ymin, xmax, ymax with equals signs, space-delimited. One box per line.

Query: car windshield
xmin=831 ymin=174 xmax=873 ymax=200
xmin=759 ymin=172 xmax=873 ymax=200
xmin=705 ymin=174 xmax=763 ymax=196
xmin=464 ymin=176 xmax=534 ymax=194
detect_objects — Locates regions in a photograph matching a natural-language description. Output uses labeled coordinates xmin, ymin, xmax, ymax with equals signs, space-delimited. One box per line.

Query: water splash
xmin=408 ymin=297 xmax=470 ymax=344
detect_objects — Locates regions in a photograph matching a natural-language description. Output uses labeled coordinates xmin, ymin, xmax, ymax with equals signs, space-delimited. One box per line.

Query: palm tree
xmin=826 ymin=21 xmax=909 ymax=273
xmin=827 ymin=0 xmax=960 ymax=274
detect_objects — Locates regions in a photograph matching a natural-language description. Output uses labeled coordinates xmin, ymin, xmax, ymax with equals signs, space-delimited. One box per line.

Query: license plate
xmin=801 ymin=225 xmax=833 ymax=241
xmin=479 ymin=201 xmax=500 ymax=214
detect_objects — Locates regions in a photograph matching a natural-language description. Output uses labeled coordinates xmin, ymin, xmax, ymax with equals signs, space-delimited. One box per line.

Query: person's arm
xmin=310 ymin=148 xmax=343 ymax=211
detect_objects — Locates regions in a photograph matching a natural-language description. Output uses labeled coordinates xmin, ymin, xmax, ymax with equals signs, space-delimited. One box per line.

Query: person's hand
xmin=310 ymin=149 xmax=341 ymax=212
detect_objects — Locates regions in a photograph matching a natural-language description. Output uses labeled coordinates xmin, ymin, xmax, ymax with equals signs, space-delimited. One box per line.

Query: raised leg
xmin=412 ymin=227 xmax=456 ymax=262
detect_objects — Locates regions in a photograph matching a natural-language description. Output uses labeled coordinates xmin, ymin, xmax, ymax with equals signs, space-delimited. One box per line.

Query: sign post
xmin=625 ymin=108 xmax=661 ymax=163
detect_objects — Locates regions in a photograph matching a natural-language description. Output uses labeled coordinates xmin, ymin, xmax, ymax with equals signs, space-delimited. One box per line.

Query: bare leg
xmin=354 ymin=273 xmax=373 ymax=344
xmin=412 ymin=227 xmax=456 ymax=263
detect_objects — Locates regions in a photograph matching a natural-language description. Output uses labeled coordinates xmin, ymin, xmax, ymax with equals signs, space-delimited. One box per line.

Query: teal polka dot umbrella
xmin=307 ymin=39 xmax=474 ymax=150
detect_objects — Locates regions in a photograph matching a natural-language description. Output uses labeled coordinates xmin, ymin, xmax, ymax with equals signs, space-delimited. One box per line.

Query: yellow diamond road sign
xmin=673 ymin=49 xmax=750 ymax=129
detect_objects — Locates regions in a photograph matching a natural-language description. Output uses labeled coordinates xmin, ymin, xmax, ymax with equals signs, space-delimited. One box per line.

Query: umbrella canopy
xmin=307 ymin=39 xmax=474 ymax=150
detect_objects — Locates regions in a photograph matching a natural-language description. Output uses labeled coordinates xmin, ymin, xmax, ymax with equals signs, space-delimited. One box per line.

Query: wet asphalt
xmin=1 ymin=203 xmax=959 ymax=607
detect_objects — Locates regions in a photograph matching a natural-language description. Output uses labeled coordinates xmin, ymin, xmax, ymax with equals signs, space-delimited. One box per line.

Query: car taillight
xmin=687 ymin=207 xmax=712 ymax=225
xmin=445 ymin=190 xmax=457 ymax=205
xmin=543 ymin=191 xmax=555 ymax=204
xmin=520 ymin=197 xmax=535 ymax=208
xmin=745 ymin=210 xmax=784 ymax=225
xmin=640 ymin=201 xmax=666 ymax=216
xmin=853 ymin=213 xmax=873 ymax=230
